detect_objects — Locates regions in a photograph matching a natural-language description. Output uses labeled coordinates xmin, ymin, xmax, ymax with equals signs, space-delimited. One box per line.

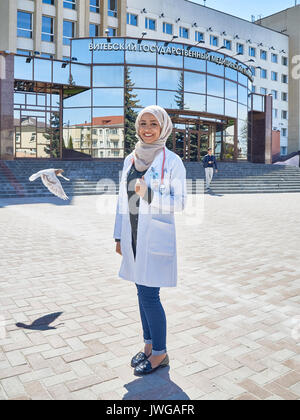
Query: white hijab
xmin=133 ymin=105 xmax=173 ymax=172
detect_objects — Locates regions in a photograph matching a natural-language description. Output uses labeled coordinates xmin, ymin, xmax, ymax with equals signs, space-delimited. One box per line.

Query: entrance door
xmin=172 ymin=125 xmax=211 ymax=162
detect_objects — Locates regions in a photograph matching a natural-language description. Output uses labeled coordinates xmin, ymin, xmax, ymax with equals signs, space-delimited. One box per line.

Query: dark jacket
xmin=203 ymin=154 xmax=218 ymax=170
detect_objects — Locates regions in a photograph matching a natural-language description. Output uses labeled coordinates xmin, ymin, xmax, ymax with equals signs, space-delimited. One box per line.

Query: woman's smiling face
xmin=138 ymin=113 xmax=162 ymax=144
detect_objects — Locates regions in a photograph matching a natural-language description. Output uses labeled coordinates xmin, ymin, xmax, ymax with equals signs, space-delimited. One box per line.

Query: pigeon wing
xmin=29 ymin=169 xmax=55 ymax=182
xmin=41 ymin=174 xmax=69 ymax=200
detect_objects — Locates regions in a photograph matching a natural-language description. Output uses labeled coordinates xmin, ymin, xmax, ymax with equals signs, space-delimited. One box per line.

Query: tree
xmin=174 ymin=72 xmax=185 ymax=110
xmin=43 ymin=111 xmax=64 ymax=158
xmin=67 ymin=135 xmax=74 ymax=150
xmin=124 ymin=67 xmax=140 ymax=156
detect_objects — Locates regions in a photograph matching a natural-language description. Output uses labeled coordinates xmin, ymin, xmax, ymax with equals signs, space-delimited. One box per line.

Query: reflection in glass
xmin=64 ymin=89 xmax=91 ymax=108
xmin=238 ymin=118 xmax=248 ymax=159
xmin=93 ymin=38 xmax=125 ymax=64
xmin=238 ymin=104 xmax=248 ymax=122
xmin=93 ymin=88 xmax=124 ymax=107
xmin=15 ymin=56 xmax=33 ymax=80
xmin=131 ymin=89 xmax=156 ymax=108
xmin=34 ymin=58 xmax=52 ymax=82
xmin=225 ymin=100 xmax=237 ymax=118
xmin=70 ymin=64 xmax=91 ymax=87
xmin=93 ymin=66 xmax=124 ymax=87
xmin=225 ymin=80 xmax=237 ymax=101
xmin=125 ymin=39 xmax=157 ymax=66
xmin=53 ymin=61 xmax=70 ymax=84
xmin=252 ymin=95 xmax=264 ymax=112
xmin=158 ymin=69 xmax=182 ymax=90
xmin=91 ymin=115 xmax=124 ymax=159
xmin=207 ymin=76 xmax=224 ymax=97
xmin=71 ymin=38 xmax=92 ymax=64
xmin=207 ymin=96 xmax=224 ymax=115
xmin=184 ymin=71 xmax=206 ymax=94
xmin=238 ymin=71 xmax=249 ymax=87
xmin=225 ymin=58 xmax=238 ymax=81
xmin=158 ymin=90 xmax=180 ymax=109
xmin=184 ymin=93 xmax=206 ymax=112
xmin=184 ymin=47 xmax=206 ymax=72
xmin=207 ymin=53 xmax=225 ymax=77
xmin=128 ymin=66 xmax=156 ymax=89
xmin=238 ymin=85 xmax=248 ymax=105
xmin=157 ymin=42 xmax=183 ymax=68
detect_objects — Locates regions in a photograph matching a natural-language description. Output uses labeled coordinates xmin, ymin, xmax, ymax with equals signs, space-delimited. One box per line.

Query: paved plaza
xmin=0 ymin=193 xmax=299 ymax=400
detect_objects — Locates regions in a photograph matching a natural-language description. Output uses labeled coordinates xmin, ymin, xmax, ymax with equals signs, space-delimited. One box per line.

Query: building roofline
xmin=257 ymin=5 xmax=296 ymax=22
xmin=184 ymin=0 xmax=289 ymax=37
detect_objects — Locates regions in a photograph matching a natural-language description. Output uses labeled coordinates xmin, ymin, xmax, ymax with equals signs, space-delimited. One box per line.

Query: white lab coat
xmin=113 ymin=147 xmax=187 ymax=288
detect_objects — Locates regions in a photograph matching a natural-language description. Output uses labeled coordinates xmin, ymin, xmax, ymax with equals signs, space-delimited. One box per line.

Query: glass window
xmin=250 ymin=66 xmax=256 ymax=76
xmin=282 ymin=74 xmax=288 ymax=83
xmin=260 ymin=87 xmax=267 ymax=95
xmin=17 ymin=49 xmax=32 ymax=56
xmin=128 ymin=66 xmax=156 ymax=89
xmin=43 ymin=0 xmax=55 ymax=4
xmin=145 ymin=18 xmax=156 ymax=31
xmin=282 ymin=92 xmax=288 ymax=101
xmin=42 ymin=16 xmax=54 ymax=42
xmin=249 ymin=47 xmax=256 ymax=57
xmin=157 ymin=42 xmax=183 ymax=68
xmin=64 ymin=0 xmax=76 ymax=10
xmin=71 ymin=38 xmax=92 ymax=64
xmin=282 ymin=57 xmax=288 ymax=66
xmin=207 ymin=76 xmax=224 ymax=97
xmin=238 ymin=104 xmax=248 ymax=123
xmin=273 ymin=108 xmax=278 ymax=119
xmin=195 ymin=32 xmax=204 ymax=42
xmin=271 ymin=71 xmax=278 ymax=81
xmin=93 ymin=38 xmax=125 ymax=64
xmin=238 ymin=85 xmax=248 ymax=105
xmin=163 ymin=23 xmax=173 ymax=35
xmin=260 ymin=68 xmax=267 ymax=79
xmin=179 ymin=27 xmax=189 ymax=39
xmin=64 ymin=90 xmax=91 ymax=108
xmin=224 ymin=40 xmax=232 ymax=50
xmin=158 ymin=69 xmax=182 ymax=91
xmin=238 ymin=72 xmax=248 ymax=87
xmin=108 ymin=0 xmax=117 ymax=17
xmin=237 ymin=44 xmax=244 ymax=55
xmin=125 ymin=39 xmax=156 ymax=66
xmin=184 ymin=71 xmax=206 ymax=94
xmin=184 ymin=93 xmax=206 ymax=112
xmin=225 ymin=80 xmax=237 ymax=101
xmin=271 ymin=90 xmax=278 ymax=99
xmin=207 ymin=96 xmax=224 ymax=115
xmin=127 ymin=13 xmax=138 ymax=26
xmin=260 ymin=50 xmax=267 ymax=60
xmin=282 ymin=110 xmax=288 ymax=119
xmin=15 ymin=56 xmax=33 ymax=80
xmin=90 ymin=0 xmax=99 ymax=13
xmin=252 ymin=94 xmax=264 ymax=112
xmin=225 ymin=100 xmax=237 ymax=118
xmin=207 ymin=52 xmax=225 ymax=77
xmin=41 ymin=53 xmax=53 ymax=59
xmin=131 ymin=89 xmax=156 ymax=108
xmin=63 ymin=21 xmax=75 ymax=45
xmin=281 ymin=146 xmax=287 ymax=156
xmin=93 ymin=65 xmax=124 ymax=87
xmin=158 ymin=90 xmax=182 ymax=109
xmin=34 ymin=58 xmax=52 ymax=82
xmin=89 ymin=24 xmax=99 ymax=37
xmin=93 ymin=88 xmax=124 ymax=107
xmin=210 ymin=35 xmax=218 ymax=47
xmin=70 ymin=64 xmax=91 ymax=87
xmin=281 ymin=128 xmax=287 ymax=137
xmin=17 ymin=11 xmax=32 ymax=38
xmin=184 ymin=47 xmax=206 ymax=72
xmin=271 ymin=53 xmax=278 ymax=63
xmin=225 ymin=58 xmax=238 ymax=81
xmin=53 ymin=60 xmax=70 ymax=84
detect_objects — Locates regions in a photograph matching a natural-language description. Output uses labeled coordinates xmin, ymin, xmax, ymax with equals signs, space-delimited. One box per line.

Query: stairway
xmin=1 ymin=160 xmax=300 ymax=199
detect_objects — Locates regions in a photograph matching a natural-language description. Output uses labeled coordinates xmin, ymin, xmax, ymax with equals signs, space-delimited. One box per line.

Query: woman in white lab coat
xmin=114 ymin=105 xmax=186 ymax=376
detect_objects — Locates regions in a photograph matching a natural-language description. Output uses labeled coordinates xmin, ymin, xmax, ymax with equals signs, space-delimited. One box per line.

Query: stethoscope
xmin=131 ymin=147 xmax=166 ymax=195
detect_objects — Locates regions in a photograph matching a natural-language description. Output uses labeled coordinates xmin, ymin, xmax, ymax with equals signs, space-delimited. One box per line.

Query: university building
xmin=0 ymin=0 xmax=295 ymax=162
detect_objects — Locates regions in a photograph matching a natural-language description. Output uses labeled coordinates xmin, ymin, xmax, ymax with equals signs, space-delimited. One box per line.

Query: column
xmin=100 ymin=0 xmax=108 ymax=35
xmin=0 ymin=54 xmax=14 ymax=160
xmin=55 ymin=0 xmax=64 ymax=59
xmin=34 ymin=0 xmax=43 ymax=54
xmin=117 ymin=0 xmax=126 ymax=36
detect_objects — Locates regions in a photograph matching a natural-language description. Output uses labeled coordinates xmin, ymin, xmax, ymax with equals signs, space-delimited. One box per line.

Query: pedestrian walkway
xmin=0 ymin=194 xmax=299 ymax=400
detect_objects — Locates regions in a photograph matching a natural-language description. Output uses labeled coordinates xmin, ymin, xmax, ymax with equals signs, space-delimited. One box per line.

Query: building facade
xmin=0 ymin=0 xmax=292 ymax=161
xmin=257 ymin=5 xmax=300 ymax=155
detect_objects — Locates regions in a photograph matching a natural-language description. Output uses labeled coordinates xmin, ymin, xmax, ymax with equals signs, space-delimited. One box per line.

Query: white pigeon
xmin=29 ymin=169 xmax=70 ymax=200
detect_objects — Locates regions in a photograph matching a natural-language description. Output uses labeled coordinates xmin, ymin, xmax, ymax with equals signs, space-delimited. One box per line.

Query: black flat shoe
xmin=134 ymin=354 xmax=169 ymax=376
xmin=131 ymin=352 xmax=151 ymax=368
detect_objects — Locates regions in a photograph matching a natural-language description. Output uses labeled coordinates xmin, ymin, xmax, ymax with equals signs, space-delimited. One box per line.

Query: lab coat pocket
xmin=148 ymin=219 xmax=175 ymax=257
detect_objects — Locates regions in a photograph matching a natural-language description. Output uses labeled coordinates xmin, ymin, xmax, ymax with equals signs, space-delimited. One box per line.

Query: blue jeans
xmin=136 ymin=284 xmax=167 ymax=356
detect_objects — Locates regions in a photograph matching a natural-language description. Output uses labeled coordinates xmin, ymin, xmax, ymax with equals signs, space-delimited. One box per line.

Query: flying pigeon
xmin=29 ymin=168 xmax=70 ymax=200
xmin=16 ymin=312 xmax=64 ymax=331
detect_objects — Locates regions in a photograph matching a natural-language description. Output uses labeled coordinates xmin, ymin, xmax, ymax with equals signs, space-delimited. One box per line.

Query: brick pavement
xmin=0 ymin=194 xmax=299 ymax=400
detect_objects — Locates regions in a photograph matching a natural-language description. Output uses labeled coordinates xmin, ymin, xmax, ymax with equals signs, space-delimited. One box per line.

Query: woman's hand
xmin=135 ymin=176 xmax=147 ymax=198
xmin=116 ymin=242 xmax=122 ymax=256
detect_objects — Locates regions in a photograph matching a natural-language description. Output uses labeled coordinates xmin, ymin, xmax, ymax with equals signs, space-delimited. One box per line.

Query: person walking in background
xmin=203 ymin=148 xmax=218 ymax=191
